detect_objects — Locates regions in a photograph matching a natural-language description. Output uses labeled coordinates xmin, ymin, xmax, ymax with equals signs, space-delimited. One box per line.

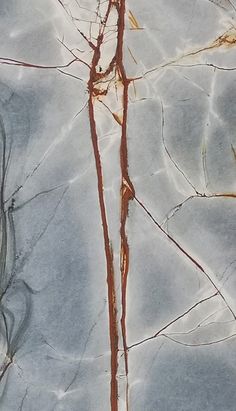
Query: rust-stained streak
xmin=112 ymin=112 xmax=123 ymax=126
xmin=84 ymin=2 xmax=135 ymax=405
xmin=0 ymin=1 xmax=139 ymax=407
xmin=143 ymin=27 xmax=236 ymax=78
xmin=86 ymin=0 xmax=139 ymax=408
xmin=213 ymin=28 xmax=236 ymax=48
xmin=115 ymin=2 xmax=134 ymax=410
xmin=82 ymin=2 xmax=135 ymax=407
xmin=0 ymin=0 xmax=234 ymax=408
xmin=128 ymin=10 xmax=143 ymax=30
xmin=93 ymin=87 xmax=108 ymax=97
xmin=87 ymin=2 xmax=119 ymax=410
xmin=94 ymin=2 xmax=136 ymax=407
xmin=98 ymin=99 xmax=123 ymax=125
xmin=88 ymin=95 xmax=119 ymax=411
xmin=181 ymin=28 xmax=236 ymax=58
xmin=214 ymin=193 xmax=236 ymax=198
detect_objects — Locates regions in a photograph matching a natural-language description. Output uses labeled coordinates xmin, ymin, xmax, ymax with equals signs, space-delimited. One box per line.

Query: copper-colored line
xmin=115 ymin=1 xmax=135 ymax=410
xmin=88 ymin=96 xmax=118 ymax=411
xmin=87 ymin=5 xmax=119 ymax=409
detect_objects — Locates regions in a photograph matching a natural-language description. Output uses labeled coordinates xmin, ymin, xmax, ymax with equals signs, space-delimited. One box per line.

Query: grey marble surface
xmin=0 ymin=1 xmax=235 ymax=410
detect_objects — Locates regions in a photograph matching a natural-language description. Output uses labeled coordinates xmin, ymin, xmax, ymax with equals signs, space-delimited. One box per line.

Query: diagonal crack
xmin=134 ymin=194 xmax=236 ymax=320
xmin=128 ymin=292 xmax=218 ymax=349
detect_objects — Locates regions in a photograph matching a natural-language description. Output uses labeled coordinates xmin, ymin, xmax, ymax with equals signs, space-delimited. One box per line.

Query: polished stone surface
xmin=0 ymin=1 xmax=235 ymax=410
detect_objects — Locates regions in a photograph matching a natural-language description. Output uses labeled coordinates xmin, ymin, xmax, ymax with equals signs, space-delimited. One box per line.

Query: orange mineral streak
xmin=213 ymin=28 xmax=236 ymax=48
xmin=87 ymin=0 xmax=135 ymax=409
xmin=93 ymin=87 xmax=108 ymax=97
xmin=187 ymin=28 xmax=236 ymax=58
xmin=214 ymin=193 xmax=236 ymax=198
xmin=128 ymin=10 xmax=142 ymax=30
xmin=115 ymin=2 xmax=135 ymax=410
xmin=87 ymin=4 xmax=119 ymax=411
xmin=87 ymin=94 xmax=119 ymax=411
xmin=112 ymin=112 xmax=123 ymax=126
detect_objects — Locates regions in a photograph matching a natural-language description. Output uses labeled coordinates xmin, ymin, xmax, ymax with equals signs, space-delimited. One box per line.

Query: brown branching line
xmin=134 ymin=195 xmax=236 ymax=320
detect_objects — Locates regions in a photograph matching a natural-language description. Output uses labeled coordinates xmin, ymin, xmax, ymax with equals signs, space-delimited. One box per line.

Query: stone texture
xmin=0 ymin=1 xmax=235 ymax=410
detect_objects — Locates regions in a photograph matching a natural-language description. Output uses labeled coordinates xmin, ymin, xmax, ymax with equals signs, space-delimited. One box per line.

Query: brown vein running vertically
xmin=87 ymin=4 xmax=119 ymax=410
xmin=115 ymin=1 xmax=135 ymax=409
xmin=59 ymin=0 xmax=135 ymax=408
xmin=88 ymin=2 xmax=134 ymax=408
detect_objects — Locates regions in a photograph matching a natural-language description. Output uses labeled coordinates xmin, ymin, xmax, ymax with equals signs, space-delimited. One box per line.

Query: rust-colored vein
xmin=58 ymin=1 xmax=128 ymax=408
xmin=1 ymin=1 xmax=235 ymax=406
xmin=88 ymin=95 xmax=118 ymax=411
xmin=185 ymin=28 xmax=236 ymax=59
xmin=113 ymin=112 xmax=123 ymax=126
xmin=178 ymin=28 xmax=236 ymax=59
xmin=214 ymin=192 xmax=236 ymax=198
xmin=143 ymin=27 xmax=236 ymax=78
xmin=128 ymin=10 xmax=143 ymax=30
xmin=11 ymin=1 xmax=139 ymax=407
xmin=87 ymin=4 xmax=119 ymax=410
xmin=114 ymin=2 xmax=135 ymax=410
xmin=90 ymin=3 xmax=135 ymax=407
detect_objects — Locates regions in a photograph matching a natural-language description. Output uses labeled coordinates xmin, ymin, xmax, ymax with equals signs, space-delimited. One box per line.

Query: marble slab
xmin=0 ymin=1 xmax=235 ymax=410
